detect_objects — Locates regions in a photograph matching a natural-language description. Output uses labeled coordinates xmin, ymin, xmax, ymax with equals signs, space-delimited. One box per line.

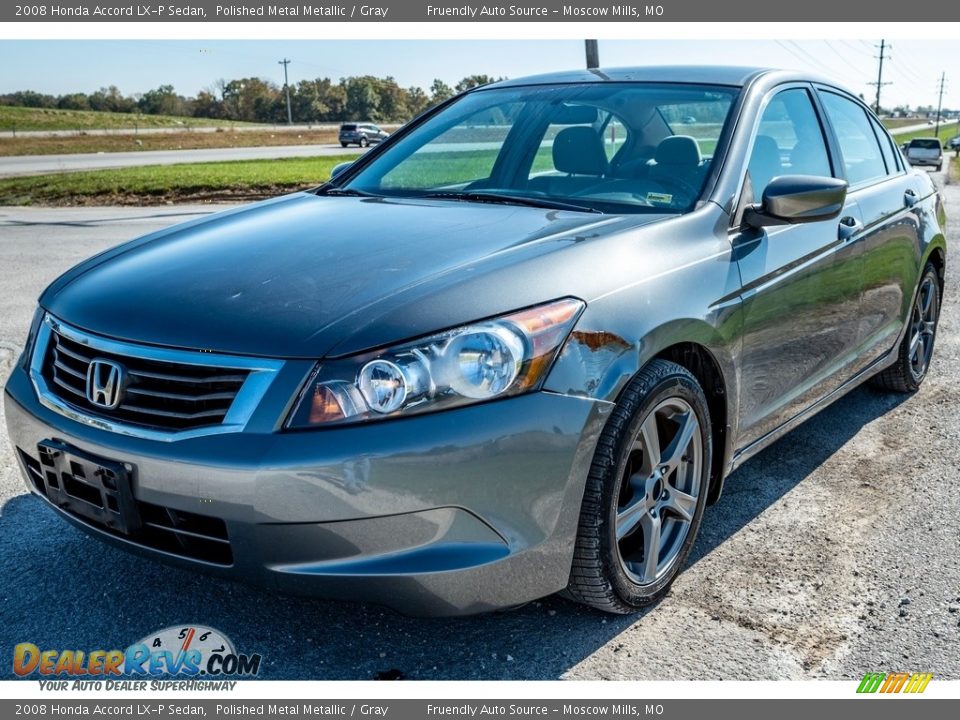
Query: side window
xmin=819 ymin=92 xmax=888 ymax=186
xmin=869 ymin=115 xmax=900 ymax=174
xmin=746 ymin=88 xmax=832 ymax=198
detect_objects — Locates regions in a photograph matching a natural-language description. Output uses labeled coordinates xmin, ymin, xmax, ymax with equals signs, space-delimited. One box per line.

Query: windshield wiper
xmin=420 ymin=191 xmax=602 ymax=214
xmin=319 ymin=186 xmax=378 ymax=197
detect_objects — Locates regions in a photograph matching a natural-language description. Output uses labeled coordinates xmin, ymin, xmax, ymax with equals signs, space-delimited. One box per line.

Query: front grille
xmin=41 ymin=329 xmax=250 ymax=432
xmin=18 ymin=447 xmax=233 ymax=566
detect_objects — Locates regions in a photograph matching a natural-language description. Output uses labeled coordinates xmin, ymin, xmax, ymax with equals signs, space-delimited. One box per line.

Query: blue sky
xmin=1 ymin=39 xmax=957 ymax=109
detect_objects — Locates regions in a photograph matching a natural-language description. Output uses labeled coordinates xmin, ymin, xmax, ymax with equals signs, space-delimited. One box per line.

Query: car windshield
xmin=910 ymin=139 xmax=941 ymax=149
xmin=337 ymin=82 xmax=739 ymax=214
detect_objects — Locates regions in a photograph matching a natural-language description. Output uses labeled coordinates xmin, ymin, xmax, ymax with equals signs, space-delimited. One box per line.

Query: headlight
xmin=286 ymin=297 xmax=584 ymax=428
xmin=20 ymin=307 xmax=45 ymax=371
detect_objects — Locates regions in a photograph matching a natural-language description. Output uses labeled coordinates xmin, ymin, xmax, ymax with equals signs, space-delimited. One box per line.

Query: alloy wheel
xmin=615 ymin=398 xmax=703 ymax=586
xmin=908 ymin=276 xmax=938 ymax=381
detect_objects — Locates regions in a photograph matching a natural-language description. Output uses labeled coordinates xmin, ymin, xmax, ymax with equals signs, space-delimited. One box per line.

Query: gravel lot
xmin=1 ymin=176 xmax=957 ymax=681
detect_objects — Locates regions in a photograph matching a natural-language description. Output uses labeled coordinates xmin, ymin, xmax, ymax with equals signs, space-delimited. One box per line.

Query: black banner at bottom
xmin=1 ymin=699 xmax=957 ymax=719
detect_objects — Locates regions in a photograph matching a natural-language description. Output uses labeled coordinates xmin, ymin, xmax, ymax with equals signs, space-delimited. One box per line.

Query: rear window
xmin=909 ymin=139 xmax=941 ymax=149
xmin=340 ymin=124 xmax=357 ymax=131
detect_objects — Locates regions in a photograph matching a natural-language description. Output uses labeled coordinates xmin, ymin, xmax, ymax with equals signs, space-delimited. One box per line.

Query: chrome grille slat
xmin=116 ymin=404 xmax=228 ymax=421
xmin=52 ymin=357 xmax=85 ymax=380
xmin=127 ymin=368 xmax=247 ymax=385
xmin=124 ymin=386 xmax=237 ymax=403
xmin=52 ymin=375 xmax=87 ymax=398
xmin=53 ymin=342 xmax=93 ymax=364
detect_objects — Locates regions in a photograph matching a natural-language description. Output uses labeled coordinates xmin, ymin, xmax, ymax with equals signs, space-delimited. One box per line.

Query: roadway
xmin=0 ymin=144 xmax=366 ymax=178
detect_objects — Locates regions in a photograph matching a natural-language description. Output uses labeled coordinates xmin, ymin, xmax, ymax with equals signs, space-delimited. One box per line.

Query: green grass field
xmin=893 ymin=123 xmax=960 ymax=147
xmin=0 ymin=105 xmax=258 ymax=133
xmin=881 ymin=118 xmax=929 ymax=130
xmin=0 ymin=155 xmax=356 ymax=205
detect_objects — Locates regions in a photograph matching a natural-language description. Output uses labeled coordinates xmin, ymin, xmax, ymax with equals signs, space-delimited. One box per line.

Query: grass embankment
xmin=881 ymin=118 xmax=930 ymax=130
xmin=0 ymin=128 xmax=348 ymax=156
xmin=0 ymin=105 xmax=255 ymax=133
xmin=0 ymin=155 xmax=357 ymax=206
xmin=894 ymin=124 xmax=960 ymax=146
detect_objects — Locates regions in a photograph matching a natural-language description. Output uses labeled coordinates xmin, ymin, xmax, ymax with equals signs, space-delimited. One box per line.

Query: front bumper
xmin=4 ymin=364 xmax=610 ymax=616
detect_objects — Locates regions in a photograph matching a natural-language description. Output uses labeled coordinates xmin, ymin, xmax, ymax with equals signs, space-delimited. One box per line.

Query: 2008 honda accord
xmin=4 ymin=67 xmax=948 ymax=615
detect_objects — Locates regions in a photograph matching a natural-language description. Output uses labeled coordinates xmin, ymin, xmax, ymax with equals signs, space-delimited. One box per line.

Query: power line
xmin=820 ymin=41 xmax=866 ymax=79
xmin=867 ymin=39 xmax=892 ymax=113
xmin=935 ymin=72 xmax=947 ymax=136
xmin=278 ymin=58 xmax=292 ymax=125
xmin=785 ymin=40 xmax=837 ymax=77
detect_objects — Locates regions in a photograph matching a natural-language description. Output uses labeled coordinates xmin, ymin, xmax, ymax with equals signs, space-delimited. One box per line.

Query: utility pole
xmin=278 ymin=58 xmax=293 ymax=125
xmin=869 ymin=40 xmax=892 ymax=115
xmin=585 ymin=40 xmax=599 ymax=69
xmin=934 ymin=72 xmax=946 ymax=137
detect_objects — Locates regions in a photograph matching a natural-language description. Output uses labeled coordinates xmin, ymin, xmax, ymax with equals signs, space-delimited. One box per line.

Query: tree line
xmin=0 ymin=74 xmax=503 ymax=124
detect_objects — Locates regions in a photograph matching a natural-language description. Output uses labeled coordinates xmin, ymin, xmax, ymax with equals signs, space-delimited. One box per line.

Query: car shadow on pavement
xmin=0 ymin=384 xmax=911 ymax=681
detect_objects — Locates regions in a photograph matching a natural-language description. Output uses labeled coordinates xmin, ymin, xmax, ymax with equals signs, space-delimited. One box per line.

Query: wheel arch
xmin=650 ymin=342 xmax=732 ymax=505
xmin=925 ymin=244 xmax=946 ymax=295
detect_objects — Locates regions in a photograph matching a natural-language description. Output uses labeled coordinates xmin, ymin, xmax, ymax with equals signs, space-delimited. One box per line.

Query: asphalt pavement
xmin=0 ymin=174 xmax=958 ymax=680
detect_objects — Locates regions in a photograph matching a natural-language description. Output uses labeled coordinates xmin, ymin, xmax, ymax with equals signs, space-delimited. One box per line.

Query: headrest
xmin=654 ymin=135 xmax=702 ymax=167
xmin=553 ymin=126 xmax=608 ymax=176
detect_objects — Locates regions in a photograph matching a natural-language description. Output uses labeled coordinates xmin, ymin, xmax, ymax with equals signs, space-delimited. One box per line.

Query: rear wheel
xmin=340 ymin=142 xmax=348 ymax=148
xmin=566 ymin=360 xmax=711 ymax=613
xmin=871 ymin=262 xmax=941 ymax=392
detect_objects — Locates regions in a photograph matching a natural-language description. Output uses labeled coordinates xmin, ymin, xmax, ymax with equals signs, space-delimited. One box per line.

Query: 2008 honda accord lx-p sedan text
xmin=4 ymin=67 xmax=948 ymax=615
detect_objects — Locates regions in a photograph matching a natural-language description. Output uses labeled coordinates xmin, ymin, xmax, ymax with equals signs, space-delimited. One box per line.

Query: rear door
xmin=733 ymin=85 xmax=864 ymax=446
xmin=816 ymin=89 xmax=923 ymax=370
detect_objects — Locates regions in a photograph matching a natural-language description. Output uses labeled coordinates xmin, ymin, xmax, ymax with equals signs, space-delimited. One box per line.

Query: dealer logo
xmin=857 ymin=672 xmax=933 ymax=694
xmin=13 ymin=624 xmax=261 ymax=678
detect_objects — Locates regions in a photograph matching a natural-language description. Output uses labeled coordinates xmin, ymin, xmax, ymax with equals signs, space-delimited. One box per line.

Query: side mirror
xmin=744 ymin=175 xmax=847 ymax=229
xmin=330 ymin=162 xmax=353 ymax=179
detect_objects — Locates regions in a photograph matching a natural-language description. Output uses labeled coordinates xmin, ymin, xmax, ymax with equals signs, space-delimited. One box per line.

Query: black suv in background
xmin=338 ymin=123 xmax=389 ymax=147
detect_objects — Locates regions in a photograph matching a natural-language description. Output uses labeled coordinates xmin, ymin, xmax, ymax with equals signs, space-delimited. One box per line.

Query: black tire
xmin=566 ymin=359 xmax=712 ymax=613
xmin=340 ymin=142 xmax=348 ymax=148
xmin=936 ymin=164 xmax=942 ymax=172
xmin=359 ymin=136 xmax=369 ymax=148
xmin=871 ymin=262 xmax=941 ymax=393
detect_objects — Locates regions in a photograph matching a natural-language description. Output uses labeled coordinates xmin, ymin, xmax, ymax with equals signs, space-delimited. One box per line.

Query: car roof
xmin=486 ymin=65 xmax=852 ymax=92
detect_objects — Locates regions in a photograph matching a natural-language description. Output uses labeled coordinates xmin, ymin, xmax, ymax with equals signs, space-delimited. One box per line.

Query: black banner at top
xmin=4 ymin=0 xmax=959 ymax=22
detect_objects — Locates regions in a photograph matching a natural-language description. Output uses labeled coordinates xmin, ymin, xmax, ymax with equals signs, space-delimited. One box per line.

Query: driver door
xmin=733 ymin=86 xmax=864 ymax=447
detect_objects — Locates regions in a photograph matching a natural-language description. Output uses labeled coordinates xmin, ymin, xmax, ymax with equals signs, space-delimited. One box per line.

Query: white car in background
xmin=905 ymin=138 xmax=944 ymax=171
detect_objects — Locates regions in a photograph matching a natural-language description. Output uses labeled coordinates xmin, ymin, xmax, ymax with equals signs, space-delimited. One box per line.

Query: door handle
xmin=838 ymin=216 xmax=862 ymax=241
xmin=904 ymin=188 xmax=919 ymax=207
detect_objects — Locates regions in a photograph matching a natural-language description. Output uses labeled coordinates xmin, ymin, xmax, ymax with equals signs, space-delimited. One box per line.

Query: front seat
xmin=649 ymin=135 xmax=702 ymax=191
xmin=529 ymin=126 xmax=609 ymax=196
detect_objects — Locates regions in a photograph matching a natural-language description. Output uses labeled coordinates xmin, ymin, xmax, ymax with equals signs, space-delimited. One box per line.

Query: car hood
xmin=42 ymin=192 xmax=667 ymax=359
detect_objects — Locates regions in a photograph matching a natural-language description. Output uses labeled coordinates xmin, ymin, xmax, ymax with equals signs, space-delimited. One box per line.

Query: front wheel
xmin=566 ymin=359 xmax=712 ymax=613
xmin=871 ymin=262 xmax=941 ymax=393
xmin=359 ymin=137 xmax=369 ymax=148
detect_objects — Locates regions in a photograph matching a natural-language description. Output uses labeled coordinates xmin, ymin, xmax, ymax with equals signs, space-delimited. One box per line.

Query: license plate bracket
xmin=36 ymin=440 xmax=140 ymax=535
